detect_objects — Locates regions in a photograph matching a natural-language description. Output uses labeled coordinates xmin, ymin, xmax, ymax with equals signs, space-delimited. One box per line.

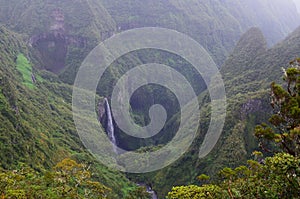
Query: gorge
xmin=1 ymin=0 xmax=300 ymax=198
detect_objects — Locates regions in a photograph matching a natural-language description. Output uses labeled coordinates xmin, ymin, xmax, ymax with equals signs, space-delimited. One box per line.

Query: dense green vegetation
xmin=167 ymin=153 xmax=300 ymax=198
xmin=141 ymin=26 xmax=300 ymax=198
xmin=167 ymin=60 xmax=300 ymax=198
xmin=0 ymin=158 xmax=152 ymax=199
xmin=0 ymin=158 xmax=112 ymax=198
xmin=0 ymin=26 xmax=145 ymax=198
xmin=0 ymin=0 xmax=298 ymax=83
xmin=1 ymin=1 xmax=300 ymax=198
xmin=98 ymin=49 xmax=206 ymax=151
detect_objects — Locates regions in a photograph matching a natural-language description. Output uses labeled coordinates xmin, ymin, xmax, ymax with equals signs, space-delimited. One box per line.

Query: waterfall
xmin=104 ymin=98 xmax=117 ymax=152
xmin=104 ymin=98 xmax=158 ymax=198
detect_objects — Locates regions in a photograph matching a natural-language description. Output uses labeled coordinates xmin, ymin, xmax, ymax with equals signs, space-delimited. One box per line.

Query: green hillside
xmin=0 ymin=26 xmax=139 ymax=198
xmin=0 ymin=1 xmax=300 ymax=198
xmin=139 ymin=26 xmax=300 ymax=197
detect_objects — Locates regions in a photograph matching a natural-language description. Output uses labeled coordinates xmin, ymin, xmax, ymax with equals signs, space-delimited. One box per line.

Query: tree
xmin=255 ymin=59 xmax=300 ymax=156
xmin=125 ymin=186 xmax=151 ymax=199
xmin=0 ymin=158 xmax=111 ymax=199
xmin=167 ymin=184 xmax=224 ymax=199
xmin=51 ymin=158 xmax=111 ymax=198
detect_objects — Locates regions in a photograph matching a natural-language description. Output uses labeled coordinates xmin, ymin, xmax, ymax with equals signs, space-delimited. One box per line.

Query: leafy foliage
xmin=167 ymin=185 xmax=224 ymax=199
xmin=0 ymin=0 xmax=116 ymax=84
xmin=1 ymin=1 xmax=300 ymax=197
xmin=255 ymin=59 xmax=300 ymax=156
xmin=147 ymin=24 xmax=300 ymax=197
xmin=0 ymin=158 xmax=112 ymax=199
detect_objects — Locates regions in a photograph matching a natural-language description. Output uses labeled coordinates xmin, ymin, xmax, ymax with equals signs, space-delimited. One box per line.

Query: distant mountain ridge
xmin=100 ymin=0 xmax=300 ymax=66
xmin=0 ymin=0 xmax=298 ymax=79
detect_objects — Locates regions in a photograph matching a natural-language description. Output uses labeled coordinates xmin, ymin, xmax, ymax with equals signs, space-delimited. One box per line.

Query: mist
xmin=293 ymin=0 xmax=300 ymax=12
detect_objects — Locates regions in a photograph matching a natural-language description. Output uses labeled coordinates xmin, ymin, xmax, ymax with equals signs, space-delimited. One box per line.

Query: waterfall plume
xmin=104 ymin=98 xmax=117 ymax=153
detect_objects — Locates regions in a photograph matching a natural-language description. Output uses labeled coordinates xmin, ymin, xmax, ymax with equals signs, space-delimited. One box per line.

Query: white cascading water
xmin=104 ymin=98 xmax=158 ymax=198
xmin=104 ymin=98 xmax=117 ymax=153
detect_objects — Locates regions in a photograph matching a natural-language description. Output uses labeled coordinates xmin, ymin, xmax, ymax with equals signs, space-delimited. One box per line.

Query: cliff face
xmin=294 ymin=0 xmax=300 ymax=12
xmin=1 ymin=1 xmax=300 ymax=197
xmin=28 ymin=8 xmax=87 ymax=73
xmin=218 ymin=0 xmax=300 ymax=44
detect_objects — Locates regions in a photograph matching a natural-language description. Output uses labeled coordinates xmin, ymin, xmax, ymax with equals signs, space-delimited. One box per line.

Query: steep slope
xmin=200 ymin=25 xmax=300 ymax=180
xmin=0 ymin=26 xmax=136 ymax=197
xmin=222 ymin=28 xmax=268 ymax=76
xmin=144 ymin=26 xmax=300 ymax=197
xmin=221 ymin=27 xmax=269 ymax=96
xmin=87 ymin=0 xmax=300 ymax=153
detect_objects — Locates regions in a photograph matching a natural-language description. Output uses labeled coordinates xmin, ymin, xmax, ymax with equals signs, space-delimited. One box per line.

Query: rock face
xmin=29 ymin=8 xmax=87 ymax=73
xmin=30 ymin=32 xmax=87 ymax=73
xmin=98 ymin=98 xmax=117 ymax=149
xmin=98 ymin=100 xmax=106 ymax=124
xmin=103 ymin=98 xmax=117 ymax=153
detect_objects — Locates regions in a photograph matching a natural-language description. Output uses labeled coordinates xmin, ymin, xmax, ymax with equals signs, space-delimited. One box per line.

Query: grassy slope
xmin=16 ymin=53 xmax=35 ymax=89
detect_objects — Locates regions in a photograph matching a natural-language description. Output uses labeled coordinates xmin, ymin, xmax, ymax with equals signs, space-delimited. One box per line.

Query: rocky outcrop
xmin=98 ymin=100 xmax=106 ymax=124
